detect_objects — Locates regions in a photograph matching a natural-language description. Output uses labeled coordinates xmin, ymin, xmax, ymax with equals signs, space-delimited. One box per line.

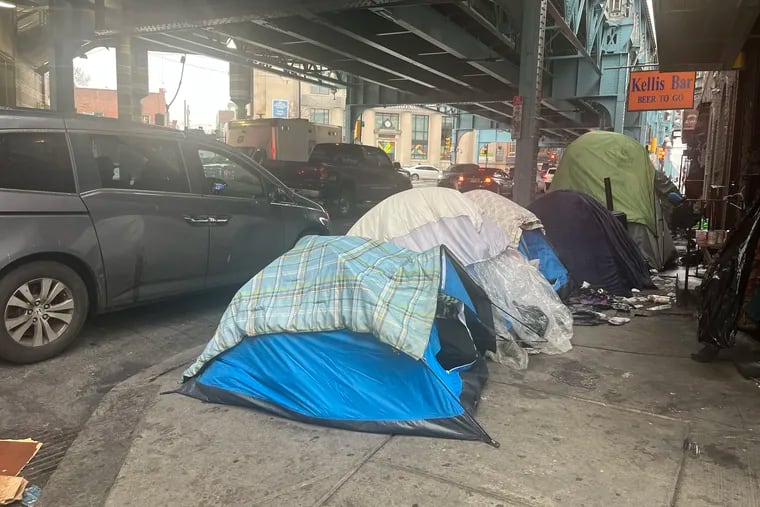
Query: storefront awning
xmin=654 ymin=0 xmax=760 ymax=71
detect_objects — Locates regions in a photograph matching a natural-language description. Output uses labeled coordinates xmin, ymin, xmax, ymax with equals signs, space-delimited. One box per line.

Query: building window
xmin=411 ymin=115 xmax=429 ymax=160
xmin=377 ymin=139 xmax=396 ymax=161
xmin=310 ymin=108 xmax=330 ymax=124
xmin=375 ymin=112 xmax=400 ymax=131
xmin=310 ymin=84 xmax=331 ymax=95
xmin=441 ymin=115 xmax=454 ymax=159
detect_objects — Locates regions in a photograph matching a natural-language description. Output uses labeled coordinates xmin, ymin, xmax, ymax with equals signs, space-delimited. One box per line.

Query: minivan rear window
xmin=0 ymin=132 xmax=75 ymax=193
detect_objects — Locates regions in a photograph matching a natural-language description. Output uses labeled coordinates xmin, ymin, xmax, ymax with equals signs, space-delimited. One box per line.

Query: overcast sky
xmin=74 ymin=48 xmax=231 ymax=130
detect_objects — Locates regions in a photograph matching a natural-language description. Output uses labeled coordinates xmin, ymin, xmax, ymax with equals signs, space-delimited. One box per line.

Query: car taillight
xmin=483 ymin=176 xmax=493 ymax=184
xmin=458 ymin=175 xmax=465 ymax=182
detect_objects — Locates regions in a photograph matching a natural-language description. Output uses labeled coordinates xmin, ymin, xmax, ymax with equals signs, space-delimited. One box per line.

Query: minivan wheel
xmin=0 ymin=262 xmax=89 ymax=364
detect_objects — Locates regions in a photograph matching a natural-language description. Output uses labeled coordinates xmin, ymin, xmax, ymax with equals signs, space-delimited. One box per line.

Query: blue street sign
xmin=272 ymin=99 xmax=289 ymax=119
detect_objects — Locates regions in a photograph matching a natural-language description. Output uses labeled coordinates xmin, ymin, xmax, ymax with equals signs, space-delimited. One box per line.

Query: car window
xmin=82 ymin=134 xmax=188 ymax=193
xmin=310 ymin=144 xmax=362 ymax=165
xmin=198 ymin=148 xmax=266 ymax=198
xmin=0 ymin=132 xmax=75 ymax=193
xmin=362 ymin=147 xmax=393 ymax=170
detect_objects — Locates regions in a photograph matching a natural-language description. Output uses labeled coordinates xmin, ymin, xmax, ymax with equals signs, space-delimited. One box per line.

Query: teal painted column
xmin=513 ymin=0 xmax=548 ymax=206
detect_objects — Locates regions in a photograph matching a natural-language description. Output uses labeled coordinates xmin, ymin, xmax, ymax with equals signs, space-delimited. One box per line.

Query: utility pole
xmin=513 ymin=0 xmax=548 ymax=206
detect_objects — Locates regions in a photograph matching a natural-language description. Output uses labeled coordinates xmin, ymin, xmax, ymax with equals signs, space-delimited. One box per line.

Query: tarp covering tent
xmin=550 ymin=130 xmax=676 ymax=269
xmin=347 ymin=187 xmax=573 ymax=363
xmin=463 ymin=190 xmax=571 ymax=294
xmin=180 ymin=236 xmax=499 ymax=445
xmin=529 ymin=191 xmax=655 ymax=296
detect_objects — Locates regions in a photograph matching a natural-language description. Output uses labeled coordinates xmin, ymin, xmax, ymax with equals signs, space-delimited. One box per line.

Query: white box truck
xmin=225 ymin=118 xmax=342 ymax=163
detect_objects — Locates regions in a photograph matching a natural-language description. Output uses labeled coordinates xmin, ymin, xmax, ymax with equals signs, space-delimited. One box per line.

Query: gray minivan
xmin=0 ymin=109 xmax=330 ymax=363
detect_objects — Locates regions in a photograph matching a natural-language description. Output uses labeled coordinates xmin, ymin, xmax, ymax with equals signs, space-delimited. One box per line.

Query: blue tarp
xmin=518 ymin=230 xmax=571 ymax=293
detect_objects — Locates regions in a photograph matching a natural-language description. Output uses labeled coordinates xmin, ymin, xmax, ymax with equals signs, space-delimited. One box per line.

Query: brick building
xmin=74 ymin=87 xmax=169 ymax=126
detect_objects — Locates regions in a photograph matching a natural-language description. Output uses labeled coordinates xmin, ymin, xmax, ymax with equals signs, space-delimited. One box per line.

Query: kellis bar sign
xmin=627 ymin=70 xmax=697 ymax=112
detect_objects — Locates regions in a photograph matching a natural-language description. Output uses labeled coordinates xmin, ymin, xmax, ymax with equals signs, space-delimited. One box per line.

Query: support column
xmin=343 ymin=80 xmax=366 ymax=143
xmin=116 ymin=36 xmax=134 ymax=120
xmin=513 ymin=0 xmax=548 ymax=206
xmin=49 ymin=0 xmax=80 ymax=113
xmin=229 ymin=63 xmax=252 ymax=120
xmin=131 ymin=40 xmax=149 ymax=121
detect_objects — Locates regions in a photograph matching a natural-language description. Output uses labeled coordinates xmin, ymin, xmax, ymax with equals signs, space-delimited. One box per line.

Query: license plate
xmin=467 ymin=177 xmax=481 ymax=183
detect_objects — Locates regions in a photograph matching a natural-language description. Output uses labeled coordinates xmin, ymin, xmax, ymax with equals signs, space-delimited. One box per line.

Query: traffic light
xmin=648 ymin=137 xmax=657 ymax=153
xmin=353 ymin=119 xmax=363 ymax=141
xmin=657 ymin=147 xmax=666 ymax=160
xmin=444 ymin=137 xmax=451 ymax=151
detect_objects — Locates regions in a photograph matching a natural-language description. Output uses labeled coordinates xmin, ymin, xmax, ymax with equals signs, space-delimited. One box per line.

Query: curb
xmin=37 ymin=345 xmax=205 ymax=507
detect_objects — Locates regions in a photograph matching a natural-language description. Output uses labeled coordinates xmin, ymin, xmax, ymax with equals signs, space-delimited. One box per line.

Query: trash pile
xmin=567 ymin=284 xmax=678 ymax=326
xmin=0 ymin=439 xmax=42 ymax=506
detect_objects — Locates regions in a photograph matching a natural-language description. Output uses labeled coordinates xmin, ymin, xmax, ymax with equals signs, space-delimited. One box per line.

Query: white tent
xmin=348 ymin=187 xmax=573 ymax=367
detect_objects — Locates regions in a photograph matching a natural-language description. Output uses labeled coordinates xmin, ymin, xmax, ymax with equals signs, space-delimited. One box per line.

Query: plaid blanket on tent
xmin=183 ymin=236 xmax=442 ymax=379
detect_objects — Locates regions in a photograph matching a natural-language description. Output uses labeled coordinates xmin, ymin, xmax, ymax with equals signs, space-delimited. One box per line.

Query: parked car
xmin=438 ymin=164 xmax=513 ymax=196
xmin=262 ymin=143 xmax=412 ymax=217
xmin=537 ymin=166 xmax=557 ymax=193
xmin=454 ymin=168 xmax=513 ymax=195
xmin=0 ymin=109 xmax=330 ymax=363
xmin=406 ymin=164 xmax=441 ymax=182
xmin=437 ymin=163 xmax=480 ymax=188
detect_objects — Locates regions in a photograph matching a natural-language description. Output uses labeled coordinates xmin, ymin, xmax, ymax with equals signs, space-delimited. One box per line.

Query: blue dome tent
xmin=179 ymin=236 xmax=499 ymax=446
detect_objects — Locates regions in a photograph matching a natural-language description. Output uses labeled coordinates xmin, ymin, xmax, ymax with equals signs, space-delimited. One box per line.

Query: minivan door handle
xmin=209 ymin=215 xmax=230 ymax=225
xmin=183 ymin=215 xmax=210 ymax=225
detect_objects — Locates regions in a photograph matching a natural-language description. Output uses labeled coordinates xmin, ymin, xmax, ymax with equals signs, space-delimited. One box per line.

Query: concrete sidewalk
xmin=40 ymin=314 xmax=760 ymax=506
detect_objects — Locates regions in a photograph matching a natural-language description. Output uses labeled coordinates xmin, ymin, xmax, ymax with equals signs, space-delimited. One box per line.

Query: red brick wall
xmin=75 ymin=88 xmax=168 ymax=125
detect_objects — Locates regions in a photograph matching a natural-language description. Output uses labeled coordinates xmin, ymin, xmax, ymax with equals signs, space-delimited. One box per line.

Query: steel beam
xmin=96 ymin=0 xmax=455 ymax=36
xmin=312 ymin=11 xmax=477 ymax=92
xmin=262 ymin=17 xmax=443 ymax=90
xmin=374 ymin=5 xmax=521 ymax=86
xmin=213 ymin=23 xmax=429 ymax=95
xmin=513 ymin=0 xmax=548 ymax=206
xmin=546 ymin=0 xmax=600 ymax=75
xmin=139 ymin=33 xmax=341 ymax=89
xmin=175 ymin=31 xmax=347 ymax=87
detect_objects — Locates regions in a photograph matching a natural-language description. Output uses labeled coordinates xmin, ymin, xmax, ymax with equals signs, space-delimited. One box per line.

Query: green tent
xmin=551 ymin=131 xmax=675 ymax=269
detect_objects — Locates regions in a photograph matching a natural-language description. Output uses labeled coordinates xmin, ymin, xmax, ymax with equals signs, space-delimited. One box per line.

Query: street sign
xmin=272 ymin=99 xmax=289 ymax=118
xmin=627 ymin=71 xmax=696 ymax=112
xmin=511 ymin=95 xmax=523 ymax=140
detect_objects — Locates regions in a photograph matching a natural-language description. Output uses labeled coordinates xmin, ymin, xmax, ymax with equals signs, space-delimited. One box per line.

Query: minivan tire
xmin=0 ymin=261 xmax=89 ymax=364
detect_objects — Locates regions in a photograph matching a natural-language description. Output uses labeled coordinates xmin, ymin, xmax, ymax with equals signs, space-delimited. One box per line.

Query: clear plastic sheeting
xmin=486 ymin=335 xmax=529 ymax=370
xmin=468 ymin=250 xmax=574 ymax=355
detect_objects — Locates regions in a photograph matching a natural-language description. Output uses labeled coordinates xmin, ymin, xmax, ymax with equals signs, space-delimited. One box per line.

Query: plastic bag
xmin=468 ymin=249 xmax=574 ymax=354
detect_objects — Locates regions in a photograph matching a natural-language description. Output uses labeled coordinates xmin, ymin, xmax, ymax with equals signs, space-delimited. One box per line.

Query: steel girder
xmin=374 ymin=4 xmax=521 ymax=86
xmin=138 ymin=31 xmax=348 ymax=88
xmin=95 ymin=0 xmax=455 ymax=35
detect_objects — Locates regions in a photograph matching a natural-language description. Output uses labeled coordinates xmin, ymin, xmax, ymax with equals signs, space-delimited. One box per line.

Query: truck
xmin=261 ymin=143 xmax=412 ymax=218
xmin=225 ymin=118 xmax=341 ymax=163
